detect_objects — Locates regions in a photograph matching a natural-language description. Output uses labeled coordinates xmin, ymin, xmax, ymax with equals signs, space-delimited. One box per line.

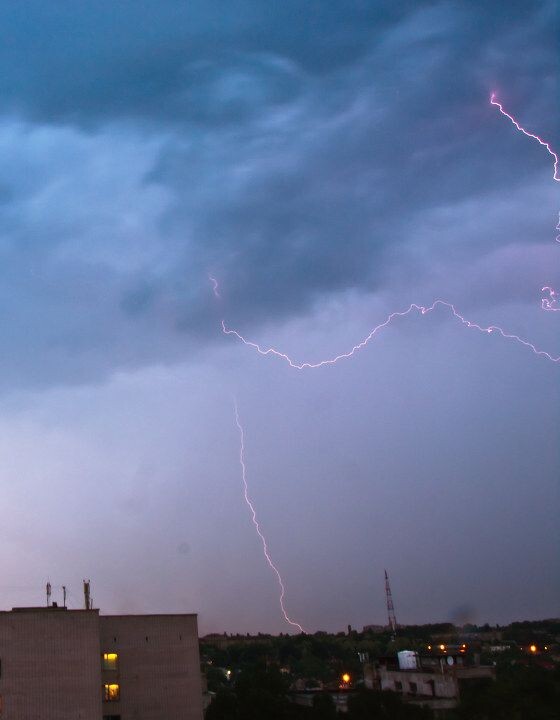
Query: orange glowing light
xmin=529 ymin=644 xmax=537 ymax=653
xmin=104 ymin=683 xmax=120 ymax=701
xmin=439 ymin=644 xmax=445 ymax=651
xmin=342 ymin=673 xmax=351 ymax=684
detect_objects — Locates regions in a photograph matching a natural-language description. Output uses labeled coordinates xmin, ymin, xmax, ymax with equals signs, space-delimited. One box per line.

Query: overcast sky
xmin=0 ymin=1 xmax=558 ymax=634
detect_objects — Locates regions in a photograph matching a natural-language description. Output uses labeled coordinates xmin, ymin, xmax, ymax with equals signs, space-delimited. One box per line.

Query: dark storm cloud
xmin=0 ymin=1 xmax=557 ymax=389
xmin=0 ymin=2 xmax=558 ymax=633
xmin=0 ymin=1 xmax=405 ymax=124
xmin=140 ymin=0 xmax=558 ymax=324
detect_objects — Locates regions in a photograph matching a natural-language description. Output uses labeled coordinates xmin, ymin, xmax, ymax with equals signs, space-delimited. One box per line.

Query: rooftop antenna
xmin=46 ymin=581 xmax=52 ymax=607
xmin=83 ymin=579 xmax=92 ymax=610
xmin=62 ymin=585 xmax=67 ymax=609
xmin=384 ymin=569 xmax=397 ymax=640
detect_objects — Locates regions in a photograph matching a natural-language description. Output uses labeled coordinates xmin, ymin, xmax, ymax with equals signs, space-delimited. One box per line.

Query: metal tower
xmin=384 ymin=569 xmax=397 ymax=638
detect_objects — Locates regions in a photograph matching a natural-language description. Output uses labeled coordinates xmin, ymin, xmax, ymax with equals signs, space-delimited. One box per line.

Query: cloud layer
xmin=0 ymin=0 xmax=557 ymax=390
xmin=0 ymin=2 xmax=557 ymax=631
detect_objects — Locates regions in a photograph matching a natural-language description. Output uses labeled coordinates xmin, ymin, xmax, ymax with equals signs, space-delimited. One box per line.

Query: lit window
xmin=103 ymin=684 xmax=120 ymax=702
xmin=102 ymin=653 xmax=118 ymax=670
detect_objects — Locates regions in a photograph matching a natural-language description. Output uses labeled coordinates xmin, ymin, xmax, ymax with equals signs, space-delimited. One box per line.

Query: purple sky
xmin=0 ymin=1 xmax=558 ymax=634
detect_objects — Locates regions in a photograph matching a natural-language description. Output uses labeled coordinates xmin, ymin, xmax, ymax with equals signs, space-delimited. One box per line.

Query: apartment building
xmin=0 ymin=605 xmax=203 ymax=720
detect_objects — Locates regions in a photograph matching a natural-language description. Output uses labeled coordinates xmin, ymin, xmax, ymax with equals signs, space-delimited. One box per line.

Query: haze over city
xmin=0 ymin=1 xmax=558 ymax=635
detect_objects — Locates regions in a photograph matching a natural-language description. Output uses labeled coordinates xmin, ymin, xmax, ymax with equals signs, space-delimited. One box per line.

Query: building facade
xmin=369 ymin=650 xmax=495 ymax=713
xmin=0 ymin=606 xmax=203 ymax=720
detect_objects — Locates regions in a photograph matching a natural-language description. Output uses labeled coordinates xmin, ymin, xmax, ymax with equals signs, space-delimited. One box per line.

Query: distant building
xmin=0 ymin=606 xmax=203 ymax=720
xmin=362 ymin=624 xmax=387 ymax=634
xmin=368 ymin=649 xmax=495 ymax=713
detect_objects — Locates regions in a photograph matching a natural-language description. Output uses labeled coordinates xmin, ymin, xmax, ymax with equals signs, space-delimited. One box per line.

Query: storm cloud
xmin=0 ymin=2 xmax=557 ymax=631
xmin=0 ymin=0 xmax=556 ymax=389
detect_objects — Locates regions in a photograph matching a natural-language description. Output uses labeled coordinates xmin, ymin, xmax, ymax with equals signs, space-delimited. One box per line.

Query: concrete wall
xmin=0 ymin=608 xmax=102 ymax=720
xmin=99 ymin=614 xmax=203 ymax=720
xmin=379 ymin=668 xmax=458 ymax=699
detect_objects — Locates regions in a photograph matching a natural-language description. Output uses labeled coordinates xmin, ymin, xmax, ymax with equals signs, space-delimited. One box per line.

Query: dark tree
xmin=347 ymin=689 xmax=432 ymax=720
xmin=312 ymin=692 xmax=337 ymax=719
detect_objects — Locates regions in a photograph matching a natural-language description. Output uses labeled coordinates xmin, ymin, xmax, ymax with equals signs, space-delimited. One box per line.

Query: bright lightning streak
xmin=542 ymin=287 xmax=560 ymax=312
xmin=220 ymin=98 xmax=560 ymax=367
xmin=223 ymin=300 xmax=560 ymax=367
xmin=234 ymin=402 xmax=305 ymax=633
xmin=490 ymin=93 xmax=560 ymax=181
xmin=491 ymin=96 xmax=559 ymax=312
xmin=209 ymin=275 xmax=221 ymax=299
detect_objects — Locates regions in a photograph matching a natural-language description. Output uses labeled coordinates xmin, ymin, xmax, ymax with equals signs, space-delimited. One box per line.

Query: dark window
xmin=409 ymin=682 xmax=418 ymax=694
xmin=395 ymin=681 xmax=403 ymax=691
xmin=103 ymin=716 xmax=121 ymax=720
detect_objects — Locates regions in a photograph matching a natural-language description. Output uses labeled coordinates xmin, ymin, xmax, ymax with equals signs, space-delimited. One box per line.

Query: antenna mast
xmin=83 ymin=579 xmax=92 ymax=610
xmin=384 ymin=569 xmax=397 ymax=639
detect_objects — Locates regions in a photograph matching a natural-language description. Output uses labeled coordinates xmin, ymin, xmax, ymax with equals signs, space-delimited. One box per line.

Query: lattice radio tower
xmin=384 ymin=569 xmax=397 ymax=639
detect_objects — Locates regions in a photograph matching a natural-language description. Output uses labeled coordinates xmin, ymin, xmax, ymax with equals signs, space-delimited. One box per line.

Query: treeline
xmin=205 ymin=664 xmax=431 ymax=720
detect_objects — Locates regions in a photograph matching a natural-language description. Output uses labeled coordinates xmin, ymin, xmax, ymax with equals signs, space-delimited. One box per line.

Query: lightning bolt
xmin=490 ymin=95 xmax=559 ymax=312
xmin=234 ymin=401 xmax=305 ymax=633
xmin=490 ymin=93 xmax=559 ymax=181
xmin=220 ymin=94 xmax=557 ymax=627
xmin=541 ymin=286 xmax=560 ymax=312
xmin=222 ymin=300 xmax=560 ymax=368
xmin=209 ymin=275 xmax=221 ymax=299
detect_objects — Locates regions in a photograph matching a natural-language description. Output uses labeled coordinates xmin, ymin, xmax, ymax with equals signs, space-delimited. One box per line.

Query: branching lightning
xmin=541 ymin=287 xmax=559 ymax=312
xmin=490 ymin=94 xmax=559 ymax=182
xmin=214 ymin=93 xmax=559 ymax=632
xmin=234 ymin=402 xmax=305 ymax=633
xmin=222 ymin=300 xmax=560 ymax=368
xmin=490 ymin=94 xmax=559 ymax=313
xmin=220 ymin=96 xmax=560 ymax=368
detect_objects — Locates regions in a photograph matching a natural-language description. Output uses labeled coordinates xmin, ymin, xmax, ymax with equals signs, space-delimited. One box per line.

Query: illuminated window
xmin=103 ymin=684 xmax=120 ymax=702
xmin=102 ymin=653 xmax=118 ymax=670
